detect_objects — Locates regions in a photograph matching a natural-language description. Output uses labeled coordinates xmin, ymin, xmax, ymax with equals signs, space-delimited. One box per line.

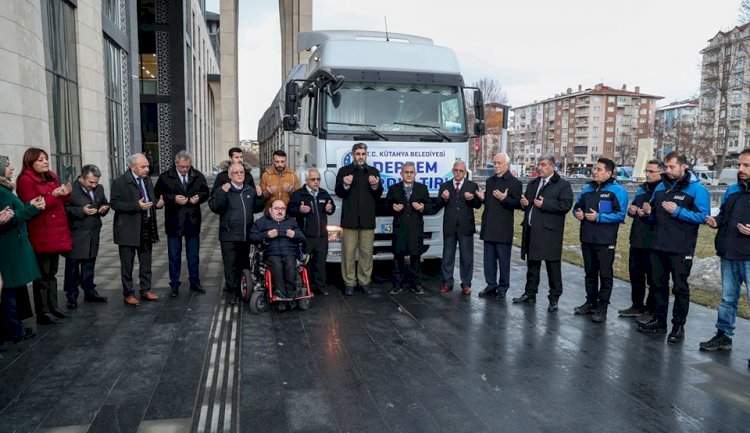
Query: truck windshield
xmin=322 ymin=82 xmax=466 ymax=136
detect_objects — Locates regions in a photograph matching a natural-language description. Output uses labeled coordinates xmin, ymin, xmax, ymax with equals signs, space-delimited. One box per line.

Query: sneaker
xmin=637 ymin=318 xmax=667 ymax=334
xmin=636 ymin=313 xmax=653 ymax=325
xmin=591 ymin=307 xmax=608 ymax=323
xmin=667 ymin=325 xmax=685 ymax=343
xmin=411 ymin=285 xmax=425 ymax=295
xmin=699 ymin=331 xmax=733 ymax=351
xmin=574 ymin=301 xmax=595 ymax=315
xmin=344 ymin=286 xmax=354 ymax=296
xmin=362 ymin=285 xmax=373 ymax=295
xmin=618 ymin=306 xmax=646 ymax=318
xmin=389 ymin=286 xmax=403 ymax=295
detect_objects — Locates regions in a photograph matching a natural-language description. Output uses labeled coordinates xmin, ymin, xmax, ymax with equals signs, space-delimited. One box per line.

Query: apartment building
xmin=698 ymin=22 xmax=750 ymax=166
xmin=654 ymin=99 xmax=699 ymax=158
xmin=509 ymin=84 xmax=661 ymax=172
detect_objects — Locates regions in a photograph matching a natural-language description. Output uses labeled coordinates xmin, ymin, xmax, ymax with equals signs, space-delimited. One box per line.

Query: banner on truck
xmin=338 ymin=145 xmax=456 ymax=193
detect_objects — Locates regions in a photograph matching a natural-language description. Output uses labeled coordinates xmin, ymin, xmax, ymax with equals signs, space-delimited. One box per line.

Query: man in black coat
xmin=288 ymin=168 xmax=335 ymax=296
xmin=512 ymin=156 xmax=573 ymax=312
xmin=477 ymin=153 xmax=522 ymax=299
xmin=63 ymin=164 xmax=109 ymax=308
xmin=208 ymin=162 xmax=264 ymax=304
xmin=335 ymin=143 xmax=383 ymax=296
xmin=110 ymin=154 xmax=164 ymax=307
xmin=155 ymin=151 xmax=210 ymax=297
xmin=385 ymin=162 xmax=431 ymax=295
xmin=250 ymin=199 xmax=305 ymax=299
xmin=434 ymin=161 xmax=482 ymax=295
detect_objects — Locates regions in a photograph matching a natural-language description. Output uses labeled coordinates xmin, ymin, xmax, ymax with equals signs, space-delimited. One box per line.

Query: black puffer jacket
xmin=208 ymin=184 xmax=263 ymax=242
xmin=249 ymin=214 xmax=305 ymax=256
xmin=288 ymin=186 xmax=335 ymax=239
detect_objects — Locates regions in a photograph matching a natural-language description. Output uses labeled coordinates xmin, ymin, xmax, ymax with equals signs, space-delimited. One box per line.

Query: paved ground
xmin=1 ymin=206 xmax=749 ymax=433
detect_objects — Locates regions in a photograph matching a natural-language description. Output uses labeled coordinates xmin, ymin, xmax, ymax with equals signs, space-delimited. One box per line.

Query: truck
xmin=257 ymin=30 xmax=485 ymax=264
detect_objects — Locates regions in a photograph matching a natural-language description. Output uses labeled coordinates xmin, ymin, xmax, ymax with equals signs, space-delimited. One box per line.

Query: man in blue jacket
xmin=573 ymin=157 xmax=628 ymax=322
xmin=250 ymin=199 xmax=305 ymax=300
xmin=618 ymin=159 xmax=663 ymax=320
xmin=638 ymin=151 xmax=710 ymax=342
xmin=700 ymin=148 xmax=750 ymax=352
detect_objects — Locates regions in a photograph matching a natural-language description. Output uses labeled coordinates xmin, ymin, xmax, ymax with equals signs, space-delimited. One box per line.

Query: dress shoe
xmin=591 ymin=307 xmax=608 ymax=323
xmin=461 ymin=285 xmax=471 ymax=295
xmin=50 ymin=308 xmax=72 ymax=319
xmin=637 ymin=318 xmax=667 ymax=334
xmin=66 ymin=300 xmax=78 ymax=309
xmin=439 ymin=283 xmax=453 ymax=293
xmin=574 ymin=302 xmax=595 ymax=315
xmin=512 ymin=294 xmax=536 ymax=304
xmin=667 ymin=325 xmax=685 ymax=343
xmin=636 ymin=313 xmax=653 ymax=325
xmin=618 ymin=306 xmax=646 ymax=318
xmin=123 ymin=295 xmax=141 ymax=306
xmin=344 ymin=286 xmax=354 ymax=296
xmin=547 ymin=301 xmax=558 ymax=312
xmin=495 ymin=290 xmax=507 ymax=300
xmin=190 ymin=282 xmax=206 ymax=293
xmin=361 ymin=286 xmax=373 ymax=295
xmin=36 ymin=313 xmax=58 ymax=325
xmin=139 ymin=291 xmax=160 ymax=301
xmin=84 ymin=294 xmax=108 ymax=303
xmin=478 ymin=287 xmax=498 ymax=298
xmin=170 ymin=288 xmax=179 ymax=298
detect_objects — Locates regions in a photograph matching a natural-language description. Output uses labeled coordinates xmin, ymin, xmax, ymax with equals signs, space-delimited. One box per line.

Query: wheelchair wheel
xmin=241 ymin=269 xmax=254 ymax=303
xmin=297 ymin=298 xmax=311 ymax=310
xmin=249 ymin=291 xmax=269 ymax=314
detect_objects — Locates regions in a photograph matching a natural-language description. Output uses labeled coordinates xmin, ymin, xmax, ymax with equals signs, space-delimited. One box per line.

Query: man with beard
xmin=638 ymin=151 xmax=710 ymax=343
xmin=260 ymin=150 xmax=300 ymax=210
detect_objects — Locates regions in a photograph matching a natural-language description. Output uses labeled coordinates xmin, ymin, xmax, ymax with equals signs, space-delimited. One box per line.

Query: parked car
xmin=718 ymin=168 xmax=738 ymax=185
xmin=693 ymin=169 xmax=717 ymax=185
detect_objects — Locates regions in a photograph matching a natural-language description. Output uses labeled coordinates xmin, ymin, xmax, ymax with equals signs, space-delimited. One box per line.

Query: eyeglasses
xmin=271 ymin=207 xmax=286 ymax=211
xmin=308 ymin=177 xmax=320 ymax=181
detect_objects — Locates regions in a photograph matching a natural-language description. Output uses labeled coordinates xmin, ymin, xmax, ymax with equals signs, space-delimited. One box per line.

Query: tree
xmin=466 ymin=78 xmax=509 ymax=170
xmin=472 ymin=78 xmax=509 ymax=105
xmin=654 ymin=117 xmax=715 ymax=166
xmin=740 ymin=0 xmax=750 ymax=25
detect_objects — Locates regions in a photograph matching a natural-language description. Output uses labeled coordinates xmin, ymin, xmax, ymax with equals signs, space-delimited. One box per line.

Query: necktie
xmin=536 ymin=179 xmax=546 ymax=198
xmin=88 ymin=189 xmax=95 ymax=201
xmin=454 ymin=182 xmax=460 ymax=196
xmin=405 ymin=185 xmax=413 ymax=201
xmin=138 ymin=178 xmax=151 ymax=220
xmin=182 ymin=174 xmax=188 ymax=186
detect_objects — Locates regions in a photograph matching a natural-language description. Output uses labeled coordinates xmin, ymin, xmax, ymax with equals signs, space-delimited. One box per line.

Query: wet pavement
xmin=1 ymin=208 xmax=749 ymax=433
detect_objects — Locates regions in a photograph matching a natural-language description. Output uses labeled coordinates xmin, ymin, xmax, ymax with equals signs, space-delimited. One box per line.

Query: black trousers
xmin=268 ymin=255 xmax=297 ymax=298
xmin=220 ymin=241 xmax=249 ymax=295
xmin=304 ymin=237 xmax=328 ymax=291
xmin=64 ymin=257 xmax=97 ymax=302
xmin=628 ymin=246 xmax=654 ymax=312
xmin=524 ymin=259 xmax=563 ymax=300
xmin=581 ymin=243 xmax=615 ymax=307
xmin=393 ymin=253 xmax=421 ymax=287
xmin=119 ymin=243 xmax=153 ymax=297
xmin=651 ymin=250 xmax=692 ymax=326
xmin=33 ymin=252 xmax=60 ymax=314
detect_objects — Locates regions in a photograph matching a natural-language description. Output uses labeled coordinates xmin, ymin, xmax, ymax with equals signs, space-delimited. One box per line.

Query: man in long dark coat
xmin=512 ymin=155 xmax=573 ymax=312
xmin=385 ymin=162 xmax=431 ymax=295
xmin=63 ymin=164 xmax=110 ymax=308
xmin=477 ymin=153 xmax=522 ymax=299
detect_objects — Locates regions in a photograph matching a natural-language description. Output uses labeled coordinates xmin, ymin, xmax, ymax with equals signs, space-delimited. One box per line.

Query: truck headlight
xmin=327 ymin=225 xmax=342 ymax=242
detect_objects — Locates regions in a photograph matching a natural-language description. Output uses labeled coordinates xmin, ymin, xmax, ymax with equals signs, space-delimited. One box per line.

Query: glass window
xmin=105 ymin=39 xmax=126 ymax=177
xmin=41 ymin=0 xmax=81 ymax=183
xmin=322 ymin=82 xmax=466 ymax=136
xmin=139 ymin=31 xmax=158 ymax=94
xmin=104 ymin=0 xmax=122 ymax=29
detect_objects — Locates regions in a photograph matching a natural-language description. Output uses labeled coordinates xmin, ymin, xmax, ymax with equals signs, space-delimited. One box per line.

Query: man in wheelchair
xmin=249 ymin=199 xmax=305 ymax=300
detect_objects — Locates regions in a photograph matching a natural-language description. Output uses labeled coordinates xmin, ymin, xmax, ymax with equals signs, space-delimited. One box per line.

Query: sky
xmin=207 ymin=0 xmax=743 ymax=140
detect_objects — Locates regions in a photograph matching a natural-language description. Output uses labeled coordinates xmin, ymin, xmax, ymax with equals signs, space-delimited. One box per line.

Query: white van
xmin=718 ymin=168 xmax=738 ymax=185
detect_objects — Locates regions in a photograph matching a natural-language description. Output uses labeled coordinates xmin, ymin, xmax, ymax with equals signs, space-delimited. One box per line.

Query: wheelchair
xmin=240 ymin=244 xmax=313 ymax=314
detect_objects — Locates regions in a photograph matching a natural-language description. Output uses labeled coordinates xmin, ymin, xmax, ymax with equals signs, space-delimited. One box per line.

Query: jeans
xmin=716 ymin=258 xmax=750 ymax=337
xmin=483 ymin=241 xmax=512 ymax=293
xmin=167 ymin=234 xmax=200 ymax=288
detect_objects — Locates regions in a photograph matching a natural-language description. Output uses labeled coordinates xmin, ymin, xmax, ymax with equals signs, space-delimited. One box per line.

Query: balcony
xmin=575 ymin=110 xmax=590 ymax=118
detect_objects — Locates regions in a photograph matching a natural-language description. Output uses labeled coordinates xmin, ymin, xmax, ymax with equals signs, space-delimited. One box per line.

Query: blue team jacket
xmin=573 ymin=177 xmax=628 ymax=245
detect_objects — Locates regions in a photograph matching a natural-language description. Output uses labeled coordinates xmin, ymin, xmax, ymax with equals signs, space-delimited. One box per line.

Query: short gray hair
xmin=307 ymin=168 xmax=320 ymax=177
xmin=174 ymin=150 xmax=191 ymax=163
xmin=538 ymin=155 xmax=556 ymax=166
xmin=81 ymin=164 xmax=101 ymax=178
xmin=453 ymin=160 xmax=467 ymax=169
xmin=128 ymin=153 xmax=146 ymax=167
xmin=402 ymin=162 xmax=416 ymax=171
xmin=493 ymin=153 xmax=509 ymax=164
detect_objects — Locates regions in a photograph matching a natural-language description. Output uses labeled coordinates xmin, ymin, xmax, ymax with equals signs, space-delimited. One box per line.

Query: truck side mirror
xmin=474 ymin=122 xmax=485 ymax=136
xmin=283 ymin=81 xmax=300 ymax=131
xmin=474 ymin=90 xmax=485 ymax=121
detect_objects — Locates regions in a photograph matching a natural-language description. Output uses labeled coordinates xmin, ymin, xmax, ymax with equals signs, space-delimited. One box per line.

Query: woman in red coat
xmin=16 ymin=148 xmax=73 ymax=325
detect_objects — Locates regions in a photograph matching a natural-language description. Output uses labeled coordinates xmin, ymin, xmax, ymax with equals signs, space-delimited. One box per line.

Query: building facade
xmin=509 ymin=84 xmax=661 ymax=172
xmin=698 ymin=23 xmax=750 ymax=167
xmin=0 ymin=0 xmax=220 ymax=190
xmin=654 ymin=99 xmax=700 ymax=159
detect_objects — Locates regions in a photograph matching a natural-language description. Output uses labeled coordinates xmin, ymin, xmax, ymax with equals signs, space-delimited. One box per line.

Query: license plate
xmin=380 ymin=224 xmax=393 ymax=234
